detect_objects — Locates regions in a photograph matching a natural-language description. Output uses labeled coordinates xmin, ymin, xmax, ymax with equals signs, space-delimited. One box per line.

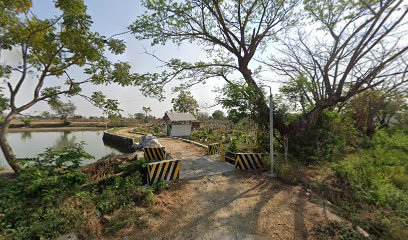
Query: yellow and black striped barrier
xmin=147 ymin=159 xmax=180 ymax=185
xmin=208 ymin=143 xmax=220 ymax=155
xmin=235 ymin=153 xmax=264 ymax=170
xmin=144 ymin=147 xmax=166 ymax=162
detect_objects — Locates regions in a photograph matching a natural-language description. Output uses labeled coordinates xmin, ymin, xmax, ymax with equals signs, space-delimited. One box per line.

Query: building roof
xmin=164 ymin=112 xmax=196 ymax=122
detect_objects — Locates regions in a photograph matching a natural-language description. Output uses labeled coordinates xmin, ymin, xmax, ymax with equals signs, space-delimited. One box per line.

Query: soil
xmin=114 ymin=171 xmax=342 ymax=240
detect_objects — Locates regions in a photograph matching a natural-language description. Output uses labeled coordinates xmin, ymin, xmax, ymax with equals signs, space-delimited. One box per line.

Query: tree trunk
xmin=0 ymin=118 xmax=20 ymax=172
xmin=283 ymin=134 xmax=288 ymax=164
xmin=287 ymin=106 xmax=325 ymax=135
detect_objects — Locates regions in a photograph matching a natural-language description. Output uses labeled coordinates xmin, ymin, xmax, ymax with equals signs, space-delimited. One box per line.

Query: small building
xmin=163 ymin=112 xmax=196 ymax=137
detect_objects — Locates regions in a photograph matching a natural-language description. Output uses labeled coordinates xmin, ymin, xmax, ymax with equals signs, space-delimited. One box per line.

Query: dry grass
xmin=81 ymin=154 xmax=137 ymax=182
xmin=62 ymin=195 xmax=102 ymax=239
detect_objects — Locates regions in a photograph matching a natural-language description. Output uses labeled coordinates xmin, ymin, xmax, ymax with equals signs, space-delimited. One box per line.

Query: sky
xmin=1 ymin=0 xmax=280 ymax=118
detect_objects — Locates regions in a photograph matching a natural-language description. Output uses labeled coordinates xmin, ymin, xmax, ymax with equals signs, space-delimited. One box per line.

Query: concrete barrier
xmin=102 ymin=131 xmax=135 ymax=152
xmin=235 ymin=153 xmax=264 ymax=170
xmin=147 ymin=159 xmax=180 ymax=185
xmin=143 ymin=147 xmax=166 ymax=162
xmin=208 ymin=143 xmax=221 ymax=155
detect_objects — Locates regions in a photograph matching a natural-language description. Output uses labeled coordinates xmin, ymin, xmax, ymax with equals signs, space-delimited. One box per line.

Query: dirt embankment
xmin=113 ymin=172 xmax=342 ymax=240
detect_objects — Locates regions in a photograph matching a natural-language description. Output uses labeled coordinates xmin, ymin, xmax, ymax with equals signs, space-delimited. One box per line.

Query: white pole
xmin=268 ymin=88 xmax=274 ymax=176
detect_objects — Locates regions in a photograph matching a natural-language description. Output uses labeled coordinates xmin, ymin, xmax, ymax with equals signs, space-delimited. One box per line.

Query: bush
xmin=0 ymin=144 xmax=91 ymax=239
xmin=269 ymin=154 xmax=302 ymax=185
xmin=318 ymin=130 xmax=408 ymax=239
xmin=0 ymin=143 xmax=156 ymax=239
xmin=20 ymin=118 xmax=31 ymax=127
xmin=92 ymin=173 xmax=152 ymax=215
xmin=288 ymin=110 xmax=358 ymax=164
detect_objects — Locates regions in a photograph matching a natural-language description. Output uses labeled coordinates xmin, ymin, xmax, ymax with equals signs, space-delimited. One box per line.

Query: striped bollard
xmin=147 ymin=159 xmax=181 ymax=185
xmin=235 ymin=153 xmax=264 ymax=170
xmin=144 ymin=147 xmax=166 ymax=162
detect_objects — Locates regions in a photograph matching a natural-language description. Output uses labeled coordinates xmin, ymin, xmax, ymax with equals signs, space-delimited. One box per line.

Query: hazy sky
xmin=2 ymin=0 xmax=280 ymax=118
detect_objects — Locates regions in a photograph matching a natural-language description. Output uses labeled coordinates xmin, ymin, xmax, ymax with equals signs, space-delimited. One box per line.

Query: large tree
xmin=130 ymin=0 xmax=299 ymax=130
xmin=171 ymin=91 xmax=199 ymax=115
xmin=212 ymin=110 xmax=225 ymax=120
xmin=130 ymin=0 xmax=408 ymax=139
xmin=142 ymin=106 xmax=152 ymax=122
xmin=50 ymin=101 xmax=76 ymax=125
xmin=0 ymin=0 xmax=136 ymax=171
xmin=267 ymin=0 xmax=408 ymax=135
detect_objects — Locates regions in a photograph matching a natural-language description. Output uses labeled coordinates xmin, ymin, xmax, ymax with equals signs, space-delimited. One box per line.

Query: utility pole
xmin=266 ymin=86 xmax=274 ymax=177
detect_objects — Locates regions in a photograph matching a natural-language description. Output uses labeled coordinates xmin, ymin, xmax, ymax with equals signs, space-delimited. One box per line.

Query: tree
xmin=130 ymin=0 xmax=299 ymax=130
xmin=133 ymin=112 xmax=145 ymax=120
xmin=267 ymin=0 xmax=408 ymax=135
xmin=50 ymin=101 xmax=76 ymax=125
xmin=171 ymin=91 xmax=199 ymax=115
xmin=130 ymin=0 xmax=408 ymax=140
xmin=212 ymin=110 xmax=225 ymax=120
xmin=217 ymin=83 xmax=264 ymax=124
xmin=142 ymin=106 xmax=151 ymax=122
xmin=344 ymin=89 xmax=407 ymax=137
xmin=0 ymin=0 xmax=137 ymax=171
xmin=197 ymin=111 xmax=209 ymax=120
xmin=40 ymin=111 xmax=51 ymax=119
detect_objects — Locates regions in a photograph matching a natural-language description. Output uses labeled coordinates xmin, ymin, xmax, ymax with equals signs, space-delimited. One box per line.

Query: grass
xmin=310 ymin=130 xmax=408 ymax=239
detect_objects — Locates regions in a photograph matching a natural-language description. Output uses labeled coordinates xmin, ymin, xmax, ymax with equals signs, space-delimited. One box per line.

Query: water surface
xmin=0 ymin=130 xmax=125 ymax=169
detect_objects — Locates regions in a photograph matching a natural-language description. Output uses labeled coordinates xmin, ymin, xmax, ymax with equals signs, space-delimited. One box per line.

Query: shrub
xmin=321 ymin=130 xmax=408 ymax=239
xmin=0 ymin=143 xmax=91 ymax=239
xmin=20 ymin=118 xmax=31 ymax=127
xmin=288 ymin=110 xmax=358 ymax=164
xmin=92 ymin=173 xmax=152 ymax=215
xmin=0 ymin=143 xmax=155 ymax=239
xmin=271 ymin=155 xmax=302 ymax=185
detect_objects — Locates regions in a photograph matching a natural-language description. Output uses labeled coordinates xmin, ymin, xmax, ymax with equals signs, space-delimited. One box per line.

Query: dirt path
xmin=112 ymin=128 xmax=207 ymax=158
xmin=158 ymin=137 xmax=207 ymax=158
xmin=115 ymin=172 xmax=341 ymax=240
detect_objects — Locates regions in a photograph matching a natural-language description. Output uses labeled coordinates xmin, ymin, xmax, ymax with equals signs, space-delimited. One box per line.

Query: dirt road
xmin=112 ymin=128 xmax=207 ymax=158
xmin=115 ymin=172 xmax=341 ymax=240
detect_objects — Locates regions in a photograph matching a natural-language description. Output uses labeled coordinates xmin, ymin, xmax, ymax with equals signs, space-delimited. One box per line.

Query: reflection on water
xmin=54 ymin=131 xmax=77 ymax=149
xmin=0 ymin=130 xmax=125 ymax=169
xmin=21 ymin=131 xmax=32 ymax=140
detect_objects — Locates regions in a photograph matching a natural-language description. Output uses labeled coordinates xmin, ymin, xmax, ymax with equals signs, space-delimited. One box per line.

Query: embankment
xmin=102 ymin=131 xmax=135 ymax=153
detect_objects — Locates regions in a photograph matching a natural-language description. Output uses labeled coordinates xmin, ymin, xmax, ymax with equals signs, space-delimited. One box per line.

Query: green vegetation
xmin=309 ymin=129 xmax=408 ymax=239
xmin=0 ymin=144 xmax=158 ymax=239
xmin=171 ymin=91 xmax=199 ymax=116
xmin=20 ymin=118 xmax=31 ymax=127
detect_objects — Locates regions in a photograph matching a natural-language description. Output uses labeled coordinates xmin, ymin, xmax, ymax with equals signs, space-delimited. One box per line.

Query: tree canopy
xmin=130 ymin=0 xmax=408 ymax=139
xmin=268 ymin=0 xmax=408 ymax=133
xmin=171 ymin=91 xmax=199 ymax=115
xmin=212 ymin=110 xmax=225 ymax=120
xmin=130 ymin=0 xmax=299 ymax=128
xmin=50 ymin=101 xmax=76 ymax=125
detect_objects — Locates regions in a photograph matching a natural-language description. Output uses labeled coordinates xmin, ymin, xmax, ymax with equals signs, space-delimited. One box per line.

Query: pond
xmin=0 ymin=129 xmax=127 ymax=169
